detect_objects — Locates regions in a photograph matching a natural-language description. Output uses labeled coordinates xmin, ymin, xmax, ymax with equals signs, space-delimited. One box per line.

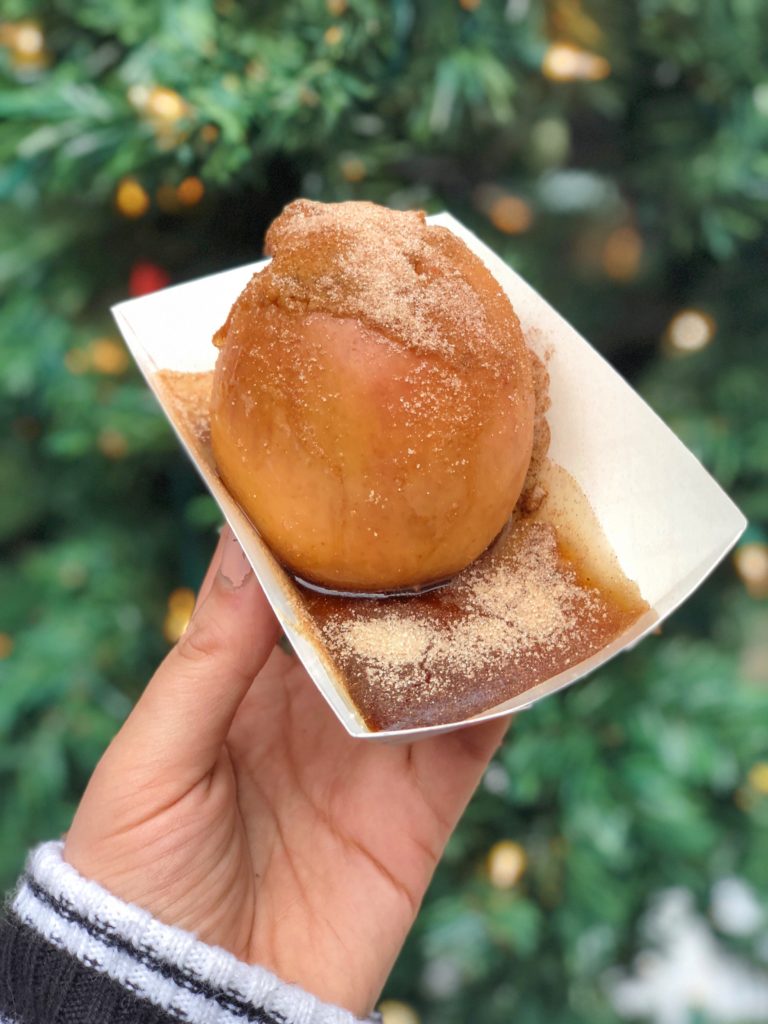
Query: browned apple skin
xmin=211 ymin=307 xmax=535 ymax=593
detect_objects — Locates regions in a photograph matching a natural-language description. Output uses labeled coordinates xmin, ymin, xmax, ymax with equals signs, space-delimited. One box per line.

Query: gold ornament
xmin=65 ymin=338 xmax=129 ymax=375
xmin=98 ymin=428 xmax=128 ymax=460
xmin=473 ymin=185 xmax=534 ymax=235
xmin=340 ymin=155 xmax=366 ymax=183
xmin=116 ymin=177 xmax=150 ymax=219
xmin=488 ymin=195 xmax=533 ymax=235
xmin=10 ymin=20 xmax=43 ymax=56
xmin=487 ymin=839 xmax=527 ymax=889
xmin=89 ymin=338 xmax=130 ymax=375
xmin=542 ymin=42 xmax=610 ymax=82
xmin=1 ymin=19 xmax=50 ymax=71
xmin=0 ymin=633 xmax=13 ymax=660
xmin=324 ymin=25 xmax=344 ymax=45
xmin=326 ymin=0 xmax=347 ymax=13
xmin=734 ymin=544 xmax=768 ymax=599
xmin=164 ymin=587 xmax=197 ymax=643
xmin=146 ymin=86 xmax=188 ymax=123
xmin=601 ymin=225 xmax=643 ymax=282
xmin=665 ymin=308 xmax=716 ymax=355
xmin=747 ymin=762 xmax=768 ymax=795
xmin=378 ymin=1001 xmax=420 ymax=1024
xmin=130 ymin=85 xmax=191 ymax=148
xmin=177 ymin=176 xmax=205 ymax=206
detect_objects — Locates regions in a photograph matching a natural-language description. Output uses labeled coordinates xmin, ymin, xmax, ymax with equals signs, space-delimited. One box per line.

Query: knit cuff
xmin=2 ymin=841 xmax=372 ymax=1024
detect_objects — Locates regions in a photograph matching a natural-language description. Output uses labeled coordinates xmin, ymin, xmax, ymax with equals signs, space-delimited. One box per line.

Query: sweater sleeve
xmin=0 ymin=841 xmax=378 ymax=1024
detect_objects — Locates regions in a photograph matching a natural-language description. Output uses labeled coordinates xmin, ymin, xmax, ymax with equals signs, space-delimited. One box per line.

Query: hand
xmin=64 ymin=527 xmax=507 ymax=1018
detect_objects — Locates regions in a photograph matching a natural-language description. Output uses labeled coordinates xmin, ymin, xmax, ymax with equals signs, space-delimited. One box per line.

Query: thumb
xmin=111 ymin=527 xmax=280 ymax=782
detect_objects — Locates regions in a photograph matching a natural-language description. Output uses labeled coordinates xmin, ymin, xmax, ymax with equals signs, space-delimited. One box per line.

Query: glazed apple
xmin=211 ymin=200 xmax=535 ymax=593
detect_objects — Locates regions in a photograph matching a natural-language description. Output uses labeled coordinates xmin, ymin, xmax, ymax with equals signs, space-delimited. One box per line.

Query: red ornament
xmin=129 ymin=261 xmax=171 ymax=297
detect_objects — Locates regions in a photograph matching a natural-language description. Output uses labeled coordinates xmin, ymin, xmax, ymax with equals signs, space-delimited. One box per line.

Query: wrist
xmin=63 ymin=830 xmax=390 ymax=1019
xmin=8 ymin=841 xmax=372 ymax=1024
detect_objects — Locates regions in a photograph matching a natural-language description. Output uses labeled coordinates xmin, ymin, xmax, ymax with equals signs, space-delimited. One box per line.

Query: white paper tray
xmin=112 ymin=212 xmax=746 ymax=740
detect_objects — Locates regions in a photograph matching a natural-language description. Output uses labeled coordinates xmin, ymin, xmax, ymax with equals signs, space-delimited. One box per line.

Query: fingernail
xmin=218 ymin=530 xmax=253 ymax=589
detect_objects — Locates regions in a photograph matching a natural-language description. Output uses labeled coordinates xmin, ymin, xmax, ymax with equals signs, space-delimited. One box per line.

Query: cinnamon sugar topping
xmin=219 ymin=199 xmax=528 ymax=373
xmin=316 ymin=520 xmax=615 ymax=721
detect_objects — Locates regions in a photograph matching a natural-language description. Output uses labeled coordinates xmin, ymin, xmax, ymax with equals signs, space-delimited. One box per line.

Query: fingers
xmin=194 ymin=526 xmax=227 ymax=610
xmin=110 ymin=527 xmax=280 ymax=783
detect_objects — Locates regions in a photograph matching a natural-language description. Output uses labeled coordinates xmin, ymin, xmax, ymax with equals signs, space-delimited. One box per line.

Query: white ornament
xmin=608 ymin=888 xmax=768 ymax=1024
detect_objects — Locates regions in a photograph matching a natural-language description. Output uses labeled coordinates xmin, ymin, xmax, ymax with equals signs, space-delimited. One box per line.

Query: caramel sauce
xmin=302 ymin=507 xmax=649 ymax=731
xmin=156 ymin=368 xmax=652 ymax=732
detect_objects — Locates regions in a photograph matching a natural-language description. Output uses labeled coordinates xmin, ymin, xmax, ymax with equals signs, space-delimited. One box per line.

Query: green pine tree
xmin=2 ymin=2 xmax=767 ymax=1021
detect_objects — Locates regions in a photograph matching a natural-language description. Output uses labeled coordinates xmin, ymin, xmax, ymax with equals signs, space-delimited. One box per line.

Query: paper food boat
xmin=112 ymin=213 xmax=746 ymax=740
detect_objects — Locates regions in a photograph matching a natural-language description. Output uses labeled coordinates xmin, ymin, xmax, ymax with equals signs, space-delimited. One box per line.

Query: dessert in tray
xmin=210 ymin=199 xmax=536 ymax=594
xmin=155 ymin=199 xmax=652 ymax=732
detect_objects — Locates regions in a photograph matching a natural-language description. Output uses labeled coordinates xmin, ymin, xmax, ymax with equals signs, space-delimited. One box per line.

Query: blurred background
xmin=1 ymin=1 xmax=768 ymax=1021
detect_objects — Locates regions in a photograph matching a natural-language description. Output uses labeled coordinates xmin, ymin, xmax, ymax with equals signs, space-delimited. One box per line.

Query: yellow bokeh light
xmin=489 ymin=195 xmax=533 ymax=235
xmin=487 ymin=839 xmax=527 ymax=889
xmin=734 ymin=544 xmax=768 ymax=599
xmin=3 ymin=20 xmax=50 ymax=72
xmin=177 ymin=176 xmax=205 ymax=206
xmin=601 ymin=225 xmax=643 ymax=281
xmin=116 ymin=177 xmax=150 ymax=219
xmin=747 ymin=761 xmax=768 ymax=794
xmin=89 ymin=338 xmax=130 ymax=375
xmin=324 ymin=25 xmax=344 ymax=45
xmin=146 ymin=86 xmax=188 ymax=123
xmin=666 ymin=308 xmax=716 ymax=354
xmin=378 ymin=1001 xmax=420 ymax=1024
xmin=340 ymin=156 xmax=366 ymax=182
xmin=542 ymin=42 xmax=611 ymax=82
xmin=11 ymin=20 xmax=44 ymax=57
xmin=98 ymin=428 xmax=128 ymax=459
